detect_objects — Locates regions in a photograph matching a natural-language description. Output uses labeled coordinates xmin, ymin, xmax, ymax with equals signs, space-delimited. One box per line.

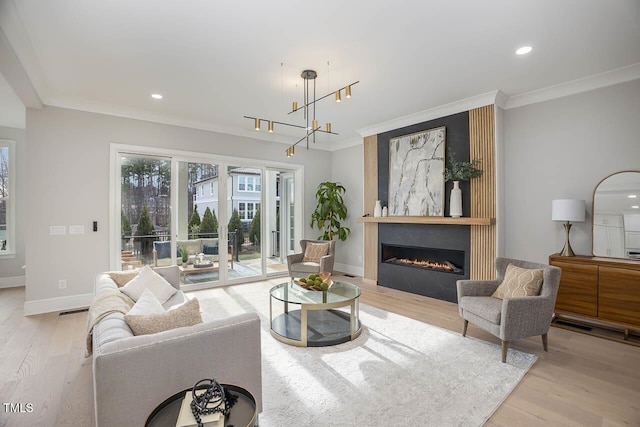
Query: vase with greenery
xmin=444 ymin=149 xmax=483 ymax=182
xmin=180 ymin=247 xmax=189 ymax=265
xmin=310 ymin=182 xmax=351 ymax=241
xmin=443 ymin=149 xmax=483 ymax=217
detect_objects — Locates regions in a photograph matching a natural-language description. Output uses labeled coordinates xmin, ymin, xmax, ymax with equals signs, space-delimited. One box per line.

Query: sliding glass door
xmin=119 ymin=154 xmax=171 ymax=270
xmin=113 ymin=145 xmax=301 ymax=288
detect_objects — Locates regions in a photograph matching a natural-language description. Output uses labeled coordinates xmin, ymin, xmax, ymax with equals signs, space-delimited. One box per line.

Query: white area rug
xmin=198 ymin=288 xmax=536 ymax=427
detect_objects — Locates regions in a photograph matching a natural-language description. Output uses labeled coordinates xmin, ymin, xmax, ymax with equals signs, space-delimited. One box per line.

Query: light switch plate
xmin=50 ymin=226 xmax=66 ymax=235
xmin=69 ymin=225 xmax=85 ymax=235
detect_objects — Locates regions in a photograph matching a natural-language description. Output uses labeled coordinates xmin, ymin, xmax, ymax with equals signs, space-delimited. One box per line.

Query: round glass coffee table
xmin=270 ymin=280 xmax=362 ymax=347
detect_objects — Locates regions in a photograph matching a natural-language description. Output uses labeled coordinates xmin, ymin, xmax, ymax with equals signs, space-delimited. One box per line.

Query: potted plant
xmin=310 ymin=181 xmax=351 ymax=241
xmin=444 ymin=149 xmax=483 ymax=217
xmin=181 ymin=247 xmax=189 ymax=265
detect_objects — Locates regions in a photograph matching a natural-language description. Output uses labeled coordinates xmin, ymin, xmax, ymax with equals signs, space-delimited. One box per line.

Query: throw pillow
xmin=127 ymin=288 xmax=166 ymax=316
xmin=203 ymin=244 xmax=218 ymax=255
xmin=120 ymin=265 xmax=178 ymax=303
xmin=125 ymin=298 xmax=203 ymax=336
xmin=302 ymin=242 xmax=330 ymax=262
xmin=108 ymin=270 xmax=140 ymax=287
xmin=492 ymin=263 xmax=544 ymax=299
xmin=154 ymin=241 xmax=171 ymax=259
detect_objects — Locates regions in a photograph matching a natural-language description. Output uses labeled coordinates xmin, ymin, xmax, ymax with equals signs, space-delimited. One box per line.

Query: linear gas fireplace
xmin=381 ymin=244 xmax=464 ymax=275
xmin=377 ymin=224 xmax=470 ymax=302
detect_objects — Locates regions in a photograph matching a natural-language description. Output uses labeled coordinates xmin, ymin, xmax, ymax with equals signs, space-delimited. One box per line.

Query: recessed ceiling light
xmin=516 ymin=46 xmax=533 ymax=55
xmin=628 ymin=194 xmax=637 ymax=198
xmin=632 ymin=205 xmax=639 ymax=209
xmin=151 ymin=93 xmax=163 ymax=100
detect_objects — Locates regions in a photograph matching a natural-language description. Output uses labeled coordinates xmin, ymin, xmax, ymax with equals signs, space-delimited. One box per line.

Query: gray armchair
xmin=456 ymin=257 xmax=561 ymax=363
xmin=287 ymin=239 xmax=336 ymax=278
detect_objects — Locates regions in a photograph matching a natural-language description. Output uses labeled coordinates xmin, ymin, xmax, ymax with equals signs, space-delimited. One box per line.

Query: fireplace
xmin=377 ymin=224 xmax=470 ymax=302
xmin=381 ymin=244 xmax=464 ymax=275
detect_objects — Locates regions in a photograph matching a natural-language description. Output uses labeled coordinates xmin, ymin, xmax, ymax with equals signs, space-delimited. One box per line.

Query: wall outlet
xmin=58 ymin=279 xmax=67 ymax=289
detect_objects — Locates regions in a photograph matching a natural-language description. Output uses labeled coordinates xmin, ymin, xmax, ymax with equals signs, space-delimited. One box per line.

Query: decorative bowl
xmin=294 ymin=272 xmax=334 ymax=291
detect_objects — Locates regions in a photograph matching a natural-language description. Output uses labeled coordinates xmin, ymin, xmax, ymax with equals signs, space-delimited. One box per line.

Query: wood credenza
xmin=549 ymin=254 xmax=640 ymax=345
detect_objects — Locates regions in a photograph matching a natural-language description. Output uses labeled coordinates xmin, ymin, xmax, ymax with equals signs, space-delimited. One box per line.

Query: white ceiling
xmin=1 ymin=0 xmax=639 ymax=149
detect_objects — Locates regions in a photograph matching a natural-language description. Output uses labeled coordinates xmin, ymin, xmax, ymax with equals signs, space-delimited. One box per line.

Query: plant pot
xmin=450 ymin=181 xmax=462 ymax=218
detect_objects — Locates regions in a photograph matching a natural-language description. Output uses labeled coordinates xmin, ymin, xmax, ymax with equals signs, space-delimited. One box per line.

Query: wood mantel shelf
xmin=356 ymin=216 xmax=495 ymax=226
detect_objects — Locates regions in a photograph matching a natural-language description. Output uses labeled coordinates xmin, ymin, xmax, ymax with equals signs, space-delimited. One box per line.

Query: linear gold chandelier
xmin=244 ymin=69 xmax=359 ymax=157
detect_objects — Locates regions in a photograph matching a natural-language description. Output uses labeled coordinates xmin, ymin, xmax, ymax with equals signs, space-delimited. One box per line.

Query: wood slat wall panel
xmin=363 ymin=135 xmax=378 ymax=281
xmin=469 ymin=105 xmax=496 ymax=280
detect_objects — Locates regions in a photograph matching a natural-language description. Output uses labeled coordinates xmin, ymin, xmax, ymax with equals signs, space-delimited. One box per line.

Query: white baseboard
xmin=334 ymin=263 xmax=363 ymax=278
xmin=0 ymin=275 xmax=25 ymax=288
xmin=23 ymin=293 xmax=93 ymax=316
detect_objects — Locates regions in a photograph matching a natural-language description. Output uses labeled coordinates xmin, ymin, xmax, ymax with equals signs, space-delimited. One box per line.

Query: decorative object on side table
xmin=552 ymin=199 xmax=585 ymax=256
xmin=444 ymin=148 xmax=483 ymax=217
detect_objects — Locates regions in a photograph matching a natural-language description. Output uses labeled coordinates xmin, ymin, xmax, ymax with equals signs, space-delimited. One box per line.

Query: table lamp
xmin=552 ymin=199 xmax=585 ymax=256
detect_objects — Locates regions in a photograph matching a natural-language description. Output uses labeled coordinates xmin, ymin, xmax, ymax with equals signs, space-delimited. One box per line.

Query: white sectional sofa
xmin=90 ymin=265 xmax=260 ymax=426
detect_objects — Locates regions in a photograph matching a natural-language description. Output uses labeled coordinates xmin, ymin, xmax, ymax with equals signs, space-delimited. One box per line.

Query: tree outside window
xmin=0 ymin=145 xmax=10 ymax=252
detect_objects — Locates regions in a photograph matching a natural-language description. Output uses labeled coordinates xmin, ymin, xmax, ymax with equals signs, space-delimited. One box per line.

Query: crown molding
xmin=0 ymin=0 xmax=46 ymax=107
xmin=356 ymin=91 xmax=500 ymax=138
xmin=505 ymin=63 xmax=640 ymax=110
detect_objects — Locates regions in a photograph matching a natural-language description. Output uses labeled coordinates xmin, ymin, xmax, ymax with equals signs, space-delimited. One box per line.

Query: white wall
xmin=0 ymin=125 xmax=25 ymax=286
xmin=331 ymin=144 xmax=364 ymax=276
xmin=24 ymin=106 xmax=331 ymax=313
xmin=502 ymin=78 xmax=640 ymax=263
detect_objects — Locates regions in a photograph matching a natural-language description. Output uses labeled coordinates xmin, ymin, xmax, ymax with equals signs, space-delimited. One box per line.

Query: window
xmin=199 ymin=185 xmax=204 ymax=197
xmin=0 ymin=140 xmax=15 ymax=255
xmin=239 ymin=202 xmax=246 ymax=219
xmin=238 ymin=175 xmax=260 ymax=192
xmin=210 ymin=181 xmax=214 ymax=195
xmin=247 ymin=202 xmax=254 ymax=220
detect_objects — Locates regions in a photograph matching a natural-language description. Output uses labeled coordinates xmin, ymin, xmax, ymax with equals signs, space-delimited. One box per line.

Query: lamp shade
xmin=552 ymin=199 xmax=585 ymax=222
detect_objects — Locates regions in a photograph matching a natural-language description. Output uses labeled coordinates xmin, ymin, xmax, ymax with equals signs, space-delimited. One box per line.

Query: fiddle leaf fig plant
xmin=310 ymin=181 xmax=351 ymax=241
xmin=444 ymin=148 xmax=483 ymax=182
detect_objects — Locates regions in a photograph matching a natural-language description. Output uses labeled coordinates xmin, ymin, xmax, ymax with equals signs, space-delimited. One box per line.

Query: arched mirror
xmin=592 ymin=171 xmax=640 ymax=259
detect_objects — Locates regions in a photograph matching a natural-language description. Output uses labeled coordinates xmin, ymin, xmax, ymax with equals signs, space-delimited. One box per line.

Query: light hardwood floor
xmin=1 ymin=275 xmax=639 ymax=426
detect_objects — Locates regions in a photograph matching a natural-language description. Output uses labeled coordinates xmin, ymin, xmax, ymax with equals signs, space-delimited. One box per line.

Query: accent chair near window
xmin=287 ymin=239 xmax=336 ymax=278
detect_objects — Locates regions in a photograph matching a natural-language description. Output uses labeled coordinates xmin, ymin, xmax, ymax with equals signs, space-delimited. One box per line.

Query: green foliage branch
xmin=444 ymin=149 xmax=484 ymax=182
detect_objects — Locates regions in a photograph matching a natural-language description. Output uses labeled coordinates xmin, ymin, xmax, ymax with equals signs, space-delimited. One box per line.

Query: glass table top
xmin=271 ymin=280 xmax=361 ymax=305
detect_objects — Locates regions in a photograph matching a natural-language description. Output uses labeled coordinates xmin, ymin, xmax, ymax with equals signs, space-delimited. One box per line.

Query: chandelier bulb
xmin=312 ymin=120 xmax=319 ymax=130
xmin=268 ymin=121 xmax=274 ymax=132
xmin=345 ymin=85 xmax=352 ymax=98
xmin=254 ymin=118 xmax=260 ymax=131
xmin=292 ymin=101 xmax=298 ymax=111
xmin=326 ymin=122 xmax=332 ymax=133
xmin=335 ymin=90 xmax=341 ymax=103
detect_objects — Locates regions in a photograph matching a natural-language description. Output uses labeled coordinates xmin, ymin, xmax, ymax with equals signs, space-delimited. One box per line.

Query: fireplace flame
xmin=395 ymin=258 xmax=454 ymax=271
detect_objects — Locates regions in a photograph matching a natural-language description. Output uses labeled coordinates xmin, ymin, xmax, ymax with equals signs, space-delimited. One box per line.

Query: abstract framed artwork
xmin=388 ymin=126 xmax=446 ymax=216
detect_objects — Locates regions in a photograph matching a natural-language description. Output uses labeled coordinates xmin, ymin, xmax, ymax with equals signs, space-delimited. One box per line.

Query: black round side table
xmin=145 ymin=383 xmax=257 ymax=427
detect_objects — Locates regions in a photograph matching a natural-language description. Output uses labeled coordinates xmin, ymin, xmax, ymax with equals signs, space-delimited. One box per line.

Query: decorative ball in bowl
xmin=294 ymin=272 xmax=333 ymax=291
